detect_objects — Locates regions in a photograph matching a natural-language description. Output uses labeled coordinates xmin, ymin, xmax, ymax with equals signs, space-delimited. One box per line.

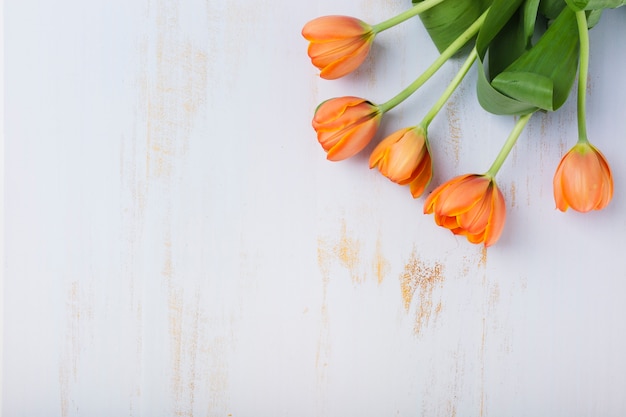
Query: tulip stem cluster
xmin=303 ymin=1 xmax=616 ymax=245
xmin=486 ymin=112 xmax=534 ymax=178
xmin=379 ymin=8 xmax=488 ymax=114
xmin=420 ymin=48 xmax=478 ymax=130
xmin=575 ymin=10 xmax=590 ymax=144
xmin=371 ymin=0 xmax=446 ymax=33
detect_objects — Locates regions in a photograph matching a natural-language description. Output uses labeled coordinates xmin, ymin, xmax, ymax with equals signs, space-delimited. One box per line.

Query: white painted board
xmin=4 ymin=1 xmax=626 ymax=416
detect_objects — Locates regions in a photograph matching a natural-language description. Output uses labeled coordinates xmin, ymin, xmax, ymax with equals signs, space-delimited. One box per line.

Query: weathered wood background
xmin=4 ymin=0 xmax=626 ymax=416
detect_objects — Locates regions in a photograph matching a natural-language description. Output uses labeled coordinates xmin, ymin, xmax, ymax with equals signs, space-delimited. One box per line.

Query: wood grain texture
xmin=4 ymin=0 xmax=626 ymax=416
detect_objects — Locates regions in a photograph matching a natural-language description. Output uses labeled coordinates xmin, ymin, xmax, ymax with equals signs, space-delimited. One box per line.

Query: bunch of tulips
xmin=303 ymin=0 xmax=619 ymax=246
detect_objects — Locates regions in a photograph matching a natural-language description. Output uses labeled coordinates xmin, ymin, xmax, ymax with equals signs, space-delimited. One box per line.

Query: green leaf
xmin=522 ymin=0 xmax=541 ymax=45
xmin=476 ymin=0 xmax=526 ymax=58
xmin=413 ymin=0 xmax=492 ymax=53
xmin=565 ymin=0 xmax=626 ymax=10
xmin=538 ymin=0 xmax=566 ymax=19
xmin=486 ymin=8 xmax=527 ymax=78
xmin=485 ymin=0 xmax=540 ymax=77
xmin=587 ymin=8 xmax=603 ymax=27
xmin=491 ymin=72 xmax=554 ymax=110
xmin=498 ymin=6 xmax=579 ymax=111
xmin=476 ymin=60 xmax=539 ymax=115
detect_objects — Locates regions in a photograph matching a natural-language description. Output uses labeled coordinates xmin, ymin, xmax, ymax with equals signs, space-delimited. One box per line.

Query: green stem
xmin=485 ymin=113 xmax=533 ymax=178
xmin=372 ymin=0 xmax=446 ymax=33
xmin=575 ymin=10 xmax=590 ymax=144
xmin=420 ymin=47 xmax=478 ymax=130
xmin=379 ymin=7 xmax=488 ymax=114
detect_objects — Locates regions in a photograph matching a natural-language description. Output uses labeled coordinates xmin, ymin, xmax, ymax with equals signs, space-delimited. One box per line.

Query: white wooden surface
xmin=4 ymin=1 xmax=626 ymax=416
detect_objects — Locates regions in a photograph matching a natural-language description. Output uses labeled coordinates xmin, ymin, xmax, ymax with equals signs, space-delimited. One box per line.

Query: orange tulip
xmin=369 ymin=126 xmax=433 ymax=198
xmin=424 ymin=174 xmax=506 ymax=247
xmin=302 ymin=15 xmax=375 ymax=80
xmin=312 ymin=96 xmax=382 ymax=161
xmin=553 ymin=142 xmax=613 ymax=212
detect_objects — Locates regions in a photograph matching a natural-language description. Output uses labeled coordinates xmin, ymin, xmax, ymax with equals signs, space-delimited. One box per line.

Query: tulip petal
xmin=484 ymin=186 xmax=506 ymax=247
xmin=437 ymin=175 xmax=490 ymax=216
xmin=409 ymin=153 xmax=433 ymax=198
xmin=458 ymin=187 xmax=491 ymax=234
xmin=313 ymin=97 xmax=366 ymax=127
xmin=595 ymin=149 xmax=613 ymax=210
xmin=302 ymin=16 xmax=370 ymax=41
xmin=309 ymin=37 xmax=365 ymax=68
xmin=387 ymin=140 xmax=423 ymax=184
xmin=326 ymin=116 xmax=380 ymax=161
xmin=553 ymin=160 xmax=569 ymax=211
xmin=561 ymin=149 xmax=604 ymax=213
xmin=423 ymin=174 xmax=473 ymax=214
xmin=319 ymin=42 xmax=371 ymax=79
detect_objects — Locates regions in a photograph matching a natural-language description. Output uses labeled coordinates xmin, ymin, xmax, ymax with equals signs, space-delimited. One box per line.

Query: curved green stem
xmin=420 ymin=47 xmax=478 ymax=130
xmin=575 ymin=10 xmax=590 ymax=144
xmin=485 ymin=112 xmax=533 ymax=178
xmin=372 ymin=0 xmax=446 ymax=33
xmin=379 ymin=8 xmax=488 ymax=114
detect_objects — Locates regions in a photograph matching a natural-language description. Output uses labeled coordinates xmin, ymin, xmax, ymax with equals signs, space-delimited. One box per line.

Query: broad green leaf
xmin=413 ymin=0 xmax=492 ymax=53
xmin=486 ymin=9 xmax=527 ymax=77
xmin=565 ymin=0 xmax=626 ymax=10
xmin=485 ymin=0 xmax=541 ymax=79
xmin=522 ymin=0 xmax=541 ymax=44
xmin=498 ymin=7 xmax=579 ymax=111
xmin=538 ymin=0 xmax=566 ymax=19
xmin=476 ymin=0 xmax=526 ymax=57
xmin=587 ymin=8 xmax=603 ymax=27
xmin=476 ymin=60 xmax=539 ymax=115
xmin=491 ymin=72 xmax=554 ymax=109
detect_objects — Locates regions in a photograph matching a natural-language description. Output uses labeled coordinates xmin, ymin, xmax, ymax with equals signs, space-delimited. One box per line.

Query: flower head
xmin=424 ymin=174 xmax=506 ymax=247
xmin=312 ymin=96 xmax=382 ymax=161
xmin=302 ymin=15 xmax=375 ymax=80
xmin=553 ymin=142 xmax=613 ymax=212
xmin=369 ymin=126 xmax=433 ymax=197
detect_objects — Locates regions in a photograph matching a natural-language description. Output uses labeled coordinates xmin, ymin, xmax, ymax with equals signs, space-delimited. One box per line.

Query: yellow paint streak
xmin=509 ymin=182 xmax=517 ymax=208
xmin=59 ymin=281 xmax=94 ymax=417
xmin=479 ymin=246 xmax=488 ymax=268
xmin=333 ymin=221 xmax=362 ymax=284
xmin=446 ymin=98 xmax=461 ymax=165
xmin=145 ymin=0 xmax=208 ymax=180
xmin=316 ymin=238 xmax=332 ymax=382
xmin=400 ymin=250 xmax=444 ymax=335
xmin=169 ymin=288 xmax=184 ymax=405
xmin=373 ymin=235 xmax=390 ymax=285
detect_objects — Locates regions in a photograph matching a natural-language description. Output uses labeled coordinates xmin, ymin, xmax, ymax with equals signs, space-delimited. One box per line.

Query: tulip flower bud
xmin=424 ymin=174 xmax=506 ymax=246
xmin=553 ymin=142 xmax=613 ymax=212
xmin=312 ymin=96 xmax=382 ymax=161
xmin=302 ymin=15 xmax=375 ymax=80
xmin=369 ymin=126 xmax=433 ymax=198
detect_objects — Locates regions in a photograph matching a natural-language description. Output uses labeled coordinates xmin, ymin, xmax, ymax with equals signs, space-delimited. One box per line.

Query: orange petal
xmin=302 ymin=16 xmax=370 ymax=41
xmin=595 ymin=148 xmax=613 ymax=210
xmin=457 ymin=187 xmax=492 ymax=234
xmin=326 ymin=116 xmax=380 ymax=161
xmin=437 ymin=175 xmax=489 ymax=216
xmin=313 ymin=97 xmax=366 ymax=127
xmin=561 ymin=150 xmax=604 ymax=213
xmin=483 ymin=186 xmax=506 ymax=247
xmin=423 ymin=174 xmax=470 ymax=214
xmin=553 ymin=160 xmax=569 ymax=212
xmin=309 ymin=37 xmax=364 ymax=68
xmin=409 ymin=153 xmax=432 ymax=198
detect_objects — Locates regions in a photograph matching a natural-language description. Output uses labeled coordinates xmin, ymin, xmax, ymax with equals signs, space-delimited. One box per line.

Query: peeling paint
xmin=446 ymin=98 xmax=462 ymax=166
xmin=400 ymin=249 xmax=444 ymax=335
xmin=373 ymin=234 xmax=390 ymax=285
xmin=333 ymin=221 xmax=363 ymax=284
xmin=316 ymin=238 xmax=332 ymax=381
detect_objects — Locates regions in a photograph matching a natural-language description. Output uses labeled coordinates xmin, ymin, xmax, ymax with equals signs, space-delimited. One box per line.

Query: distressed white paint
xmin=4 ymin=0 xmax=626 ymax=416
